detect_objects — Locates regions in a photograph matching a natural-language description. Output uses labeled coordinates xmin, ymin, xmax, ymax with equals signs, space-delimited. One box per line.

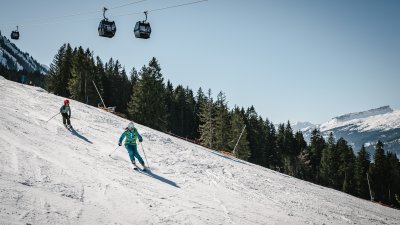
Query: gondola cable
xmin=2 ymin=0 xmax=208 ymax=39
xmin=2 ymin=0 xmax=150 ymax=28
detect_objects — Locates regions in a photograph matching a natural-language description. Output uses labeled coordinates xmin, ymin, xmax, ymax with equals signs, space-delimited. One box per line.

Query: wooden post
xmin=366 ymin=173 xmax=373 ymax=201
xmin=92 ymin=80 xmax=106 ymax=109
xmin=233 ymin=125 xmax=246 ymax=156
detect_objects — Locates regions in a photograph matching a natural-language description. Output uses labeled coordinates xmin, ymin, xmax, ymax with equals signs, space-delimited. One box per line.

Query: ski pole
xmin=140 ymin=142 xmax=150 ymax=169
xmin=108 ymin=146 xmax=120 ymax=156
xmin=46 ymin=112 xmax=60 ymax=122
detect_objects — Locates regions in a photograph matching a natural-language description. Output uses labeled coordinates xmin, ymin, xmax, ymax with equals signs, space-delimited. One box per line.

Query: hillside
xmin=0 ymin=35 xmax=48 ymax=74
xmin=0 ymin=76 xmax=399 ymax=225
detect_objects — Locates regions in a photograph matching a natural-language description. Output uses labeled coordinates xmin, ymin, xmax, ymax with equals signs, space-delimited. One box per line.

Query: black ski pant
xmin=62 ymin=113 xmax=71 ymax=126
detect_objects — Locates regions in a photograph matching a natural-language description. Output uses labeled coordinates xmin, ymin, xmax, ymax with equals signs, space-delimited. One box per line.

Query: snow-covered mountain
xmin=291 ymin=121 xmax=315 ymax=133
xmin=0 ymin=35 xmax=48 ymax=74
xmin=320 ymin=106 xmax=395 ymax=131
xmin=0 ymin=76 xmax=399 ymax=225
xmin=298 ymin=106 xmax=400 ymax=157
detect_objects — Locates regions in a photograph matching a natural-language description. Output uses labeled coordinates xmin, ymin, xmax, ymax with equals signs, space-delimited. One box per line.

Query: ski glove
xmin=139 ymin=137 xmax=143 ymax=142
xmin=118 ymin=143 xmax=122 ymax=146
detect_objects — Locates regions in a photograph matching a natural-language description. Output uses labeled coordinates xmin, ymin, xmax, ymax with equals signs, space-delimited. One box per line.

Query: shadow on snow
xmin=138 ymin=169 xmax=180 ymax=188
xmin=69 ymin=127 xmax=93 ymax=144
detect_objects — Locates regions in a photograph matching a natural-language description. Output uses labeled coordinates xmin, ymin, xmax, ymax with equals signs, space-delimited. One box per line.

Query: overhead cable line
xmin=2 ymin=0 xmax=149 ymax=28
xmin=2 ymin=0 xmax=208 ymax=29
xmin=147 ymin=0 xmax=208 ymax=13
xmin=108 ymin=0 xmax=148 ymax=10
xmin=114 ymin=0 xmax=208 ymax=17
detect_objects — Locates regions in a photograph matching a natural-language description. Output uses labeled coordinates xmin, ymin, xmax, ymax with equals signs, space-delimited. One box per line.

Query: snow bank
xmin=0 ymin=78 xmax=399 ymax=225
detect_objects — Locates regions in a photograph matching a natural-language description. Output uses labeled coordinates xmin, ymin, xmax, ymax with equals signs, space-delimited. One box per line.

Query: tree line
xmin=13 ymin=43 xmax=400 ymax=208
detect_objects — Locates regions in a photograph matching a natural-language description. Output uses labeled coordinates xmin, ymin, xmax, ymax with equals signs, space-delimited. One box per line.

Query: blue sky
xmin=1 ymin=0 xmax=399 ymax=124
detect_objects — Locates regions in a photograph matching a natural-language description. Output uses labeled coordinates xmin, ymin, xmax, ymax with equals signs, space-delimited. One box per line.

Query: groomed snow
xmin=0 ymin=77 xmax=399 ymax=225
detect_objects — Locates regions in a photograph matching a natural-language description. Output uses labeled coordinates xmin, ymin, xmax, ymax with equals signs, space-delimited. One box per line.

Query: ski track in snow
xmin=0 ymin=76 xmax=399 ymax=225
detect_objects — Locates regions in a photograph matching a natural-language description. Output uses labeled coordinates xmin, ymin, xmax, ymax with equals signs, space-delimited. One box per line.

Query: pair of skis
xmin=132 ymin=162 xmax=147 ymax=172
xmin=107 ymin=145 xmax=149 ymax=172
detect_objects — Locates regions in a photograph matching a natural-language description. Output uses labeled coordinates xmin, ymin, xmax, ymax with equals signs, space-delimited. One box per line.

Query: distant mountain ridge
xmin=0 ymin=34 xmax=48 ymax=74
xmin=320 ymin=106 xmax=394 ymax=131
xmin=291 ymin=121 xmax=315 ymax=133
xmin=296 ymin=106 xmax=400 ymax=157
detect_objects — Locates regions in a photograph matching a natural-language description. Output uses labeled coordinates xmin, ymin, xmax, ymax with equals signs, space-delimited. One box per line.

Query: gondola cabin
xmin=11 ymin=31 xmax=19 ymax=40
xmin=134 ymin=21 xmax=151 ymax=39
xmin=11 ymin=26 xmax=19 ymax=40
xmin=134 ymin=12 xmax=151 ymax=39
xmin=98 ymin=19 xmax=116 ymax=38
xmin=98 ymin=7 xmax=116 ymax=38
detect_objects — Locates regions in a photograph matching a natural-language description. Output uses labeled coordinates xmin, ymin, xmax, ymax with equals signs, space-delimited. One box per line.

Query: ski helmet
xmin=64 ymin=99 xmax=70 ymax=104
xmin=128 ymin=122 xmax=135 ymax=129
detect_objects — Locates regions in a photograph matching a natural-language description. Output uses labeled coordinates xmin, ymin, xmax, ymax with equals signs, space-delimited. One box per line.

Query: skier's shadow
xmin=139 ymin=170 xmax=180 ymax=188
xmin=69 ymin=128 xmax=93 ymax=144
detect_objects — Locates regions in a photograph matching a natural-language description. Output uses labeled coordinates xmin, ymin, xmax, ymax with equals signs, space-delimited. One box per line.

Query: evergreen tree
xmin=386 ymin=152 xmax=400 ymax=206
xmin=275 ymin=122 xmax=297 ymax=174
xmin=184 ymin=87 xmax=197 ymax=139
xmin=94 ymin=56 xmax=106 ymax=107
xmin=165 ymin=81 xmax=175 ymax=132
xmin=294 ymin=131 xmax=307 ymax=156
xmin=214 ymin=91 xmax=230 ymax=151
xmin=293 ymin=131 xmax=307 ymax=177
xmin=276 ymin=123 xmax=287 ymax=173
xmin=370 ymin=140 xmax=387 ymax=201
xmin=118 ymin=68 xmax=132 ymax=113
xmin=284 ymin=122 xmax=296 ymax=175
xmin=110 ymin=60 xmax=128 ymax=112
xmin=308 ymin=129 xmax=326 ymax=183
xmin=320 ymin=132 xmax=338 ymax=187
xmin=354 ymin=145 xmax=371 ymax=199
xmin=246 ymin=106 xmax=266 ymax=167
xmin=46 ymin=44 xmax=66 ymax=95
xmin=84 ymin=51 xmax=101 ymax=106
xmin=127 ymin=57 xmax=167 ymax=131
xmin=298 ymin=147 xmax=313 ymax=181
xmin=337 ymin=138 xmax=355 ymax=194
xmin=173 ymin=85 xmax=195 ymax=137
xmin=198 ymin=89 xmax=215 ymax=148
xmin=264 ymin=119 xmax=278 ymax=169
xmin=100 ymin=58 xmax=114 ymax=108
xmin=228 ymin=106 xmax=250 ymax=160
xmin=68 ymin=47 xmax=85 ymax=101
xmin=47 ymin=44 xmax=73 ymax=97
xmin=174 ymin=85 xmax=187 ymax=136
xmin=258 ymin=116 xmax=268 ymax=167
xmin=276 ymin=123 xmax=285 ymax=165
xmin=129 ymin=67 xmax=139 ymax=90
xmin=68 ymin=47 xmax=97 ymax=104
xmin=194 ymin=88 xmax=207 ymax=140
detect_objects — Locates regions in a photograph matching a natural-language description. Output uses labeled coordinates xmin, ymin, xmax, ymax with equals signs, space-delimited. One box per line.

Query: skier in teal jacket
xmin=118 ymin=122 xmax=145 ymax=168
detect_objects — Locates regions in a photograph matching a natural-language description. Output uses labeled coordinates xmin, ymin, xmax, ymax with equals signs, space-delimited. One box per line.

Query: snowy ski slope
xmin=0 ymin=76 xmax=399 ymax=225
